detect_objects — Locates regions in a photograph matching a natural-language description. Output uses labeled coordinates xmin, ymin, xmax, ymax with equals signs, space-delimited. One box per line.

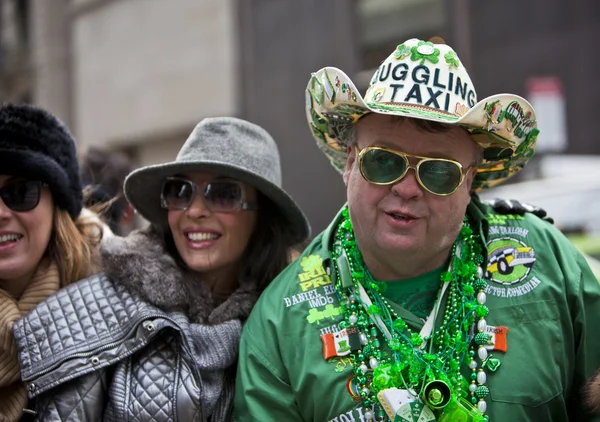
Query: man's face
xmin=343 ymin=114 xmax=479 ymax=280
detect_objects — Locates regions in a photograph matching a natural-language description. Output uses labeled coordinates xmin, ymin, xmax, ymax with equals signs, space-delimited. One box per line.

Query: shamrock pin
xmin=394 ymin=43 xmax=411 ymax=60
xmin=410 ymin=41 xmax=440 ymax=64
xmin=483 ymin=355 xmax=502 ymax=372
xmin=444 ymin=50 xmax=460 ymax=68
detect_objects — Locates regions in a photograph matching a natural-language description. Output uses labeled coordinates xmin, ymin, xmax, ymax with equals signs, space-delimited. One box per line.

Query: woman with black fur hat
xmin=12 ymin=117 xmax=310 ymax=421
xmin=0 ymin=103 xmax=103 ymax=421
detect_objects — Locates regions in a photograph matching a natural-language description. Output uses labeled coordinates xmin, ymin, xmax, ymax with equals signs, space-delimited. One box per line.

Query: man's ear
xmin=343 ymin=146 xmax=355 ymax=186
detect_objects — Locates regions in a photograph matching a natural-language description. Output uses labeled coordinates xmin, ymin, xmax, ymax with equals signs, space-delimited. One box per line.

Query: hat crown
xmin=365 ymin=38 xmax=477 ymax=118
xmin=0 ymin=103 xmax=83 ymax=219
xmin=176 ymin=117 xmax=282 ymax=187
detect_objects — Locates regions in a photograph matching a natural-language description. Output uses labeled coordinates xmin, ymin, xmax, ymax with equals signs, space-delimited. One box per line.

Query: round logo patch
xmin=485 ymin=237 xmax=536 ymax=285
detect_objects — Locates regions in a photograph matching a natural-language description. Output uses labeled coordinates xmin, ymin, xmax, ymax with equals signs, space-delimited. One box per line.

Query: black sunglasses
xmin=0 ymin=180 xmax=46 ymax=212
xmin=356 ymin=146 xmax=473 ymax=196
xmin=160 ymin=177 xmax=258 ymax=213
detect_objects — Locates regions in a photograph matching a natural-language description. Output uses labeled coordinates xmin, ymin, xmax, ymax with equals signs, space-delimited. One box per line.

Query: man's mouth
xmin=386 ymin=211 xmax=417 ymax=220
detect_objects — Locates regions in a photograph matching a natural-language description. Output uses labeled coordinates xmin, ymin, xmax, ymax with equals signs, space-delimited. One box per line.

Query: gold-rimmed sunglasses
xmin=355 ymin=145 xmax=473 ymax=196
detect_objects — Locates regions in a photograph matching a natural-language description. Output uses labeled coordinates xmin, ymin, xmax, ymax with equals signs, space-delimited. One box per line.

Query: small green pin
xmin=483 ymin=355 xmax=502 ymax=372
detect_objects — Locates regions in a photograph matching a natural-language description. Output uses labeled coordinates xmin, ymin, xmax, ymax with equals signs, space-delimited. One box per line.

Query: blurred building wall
xmin=0 ymin=0 xmax=33 ymax=104
xmin=236 ymin=0 xmax=359 ymax=235
xmin=72 ymin=0 xmax=238 ymax=154
xmin=30 ymin=0 xmax=71 ymax=124
xmin=463 ymin=0 xmax=600 ymax=156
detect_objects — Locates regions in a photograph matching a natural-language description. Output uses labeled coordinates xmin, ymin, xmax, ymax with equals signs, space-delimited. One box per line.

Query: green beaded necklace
xmin=332 ymin=207 xmax=494 ymax=422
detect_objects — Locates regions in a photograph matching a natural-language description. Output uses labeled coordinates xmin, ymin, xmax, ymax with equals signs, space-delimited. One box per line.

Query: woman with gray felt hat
xmin=13 ymin=117 xmax=310 ymax=421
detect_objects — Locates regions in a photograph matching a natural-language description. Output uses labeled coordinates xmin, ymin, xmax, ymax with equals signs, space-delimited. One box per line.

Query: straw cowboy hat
xmin=305 ymin=37 xmax=539 ymax=190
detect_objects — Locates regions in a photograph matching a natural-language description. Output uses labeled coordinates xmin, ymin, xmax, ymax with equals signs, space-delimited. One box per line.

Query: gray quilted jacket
xmin=12 ymin=227 xmax=260 ymax=421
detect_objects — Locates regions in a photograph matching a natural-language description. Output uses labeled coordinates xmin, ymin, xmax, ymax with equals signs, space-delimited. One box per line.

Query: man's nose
xmin=390 ymin=167 xmax=424 ymax=200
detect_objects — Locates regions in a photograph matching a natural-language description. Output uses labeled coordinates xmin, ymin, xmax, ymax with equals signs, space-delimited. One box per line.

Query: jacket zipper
xmin=27 ymin=312 xmax=206 ymax=418
xmin=27 ymin=312 xmax=174 ymax=380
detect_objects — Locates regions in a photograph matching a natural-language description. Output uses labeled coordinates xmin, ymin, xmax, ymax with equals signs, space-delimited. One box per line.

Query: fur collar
xmin=587 ymin=368 xmax=600 ymax=414
xmin=100 ymin=226 xmax=260 ymax=324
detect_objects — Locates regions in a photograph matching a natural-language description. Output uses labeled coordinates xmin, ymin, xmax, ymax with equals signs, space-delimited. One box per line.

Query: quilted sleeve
xmin=33 ymin=369 xmax=110 ymax=421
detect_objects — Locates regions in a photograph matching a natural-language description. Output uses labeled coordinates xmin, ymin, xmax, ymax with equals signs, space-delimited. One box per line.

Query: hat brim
xmin=306 ymin=67 xmax=538 ymax=190
xmin=124 ymin=160 xmax=310 ymax=244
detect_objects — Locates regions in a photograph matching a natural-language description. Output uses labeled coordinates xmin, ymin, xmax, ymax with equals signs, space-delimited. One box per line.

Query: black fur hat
xmin=0 ymin=103 xmax=82 ymax=219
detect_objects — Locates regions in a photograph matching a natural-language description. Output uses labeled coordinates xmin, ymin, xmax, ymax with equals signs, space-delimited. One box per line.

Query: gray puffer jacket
xmin=12 ymin=227 xmax=260 ymax=421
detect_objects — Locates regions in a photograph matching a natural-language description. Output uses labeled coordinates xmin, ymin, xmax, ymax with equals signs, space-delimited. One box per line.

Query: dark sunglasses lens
xmin=419 ymin=160 xmax=462 ymax=194
xmin=0 ymin=181 xmax=42 ymax=212
xmin=162 ymin=179 xmax=194 ymax=209
xmin=204 ymin=182 xmax=243 ymax=212
xmin=361 ymin=149 xmax=407 ymax=183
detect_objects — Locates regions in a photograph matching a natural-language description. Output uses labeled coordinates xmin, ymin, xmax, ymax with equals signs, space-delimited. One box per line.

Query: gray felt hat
xmin=124 ymin=117 xmax=310 ymax=243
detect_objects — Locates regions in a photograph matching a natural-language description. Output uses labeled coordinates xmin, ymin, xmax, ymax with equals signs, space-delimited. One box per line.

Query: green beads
xmin=410 ymin=333 xmax=423 ymax=346
xmin=329 ymin=205 xmax=491 ymax=419
xmin=460 ymin=224 xmax=473 ymax=237
xmin=367 ymin=304 xmax=380 ymax=315
xmin=388 ymin=338 xmax=402 ymax=351
xmin=372 ymin=364 xmax=394 ymax=392
xmin=463 ymin=285 xmax=475 ymax=296
xmin=393 ymin=319 xmax=406 ymax=331
xmin=474 ymin=278 xmax=487 ymax=291
xmin=475 ymin=385 xmax=490 ymax=399
xmin=441 ymin=271 xmax=453 ymax=282
xmin=352 ymin=271 xmax=364 ymax=281
xmin=474 ymin=332 xmax=490 ymax=346
xmin=475 ymin=305 xmax=489 ymax=318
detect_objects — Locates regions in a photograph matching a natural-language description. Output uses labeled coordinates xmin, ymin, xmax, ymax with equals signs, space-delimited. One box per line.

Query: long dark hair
xmin=162 ymin=192 xmax=298 ymax=292
xmin=239 ymin=193 xmax=298 ymax=291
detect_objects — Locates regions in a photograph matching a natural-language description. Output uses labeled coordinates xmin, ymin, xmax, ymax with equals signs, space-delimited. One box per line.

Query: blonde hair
xmin=47 ymin=207 xmax=103 ymax=286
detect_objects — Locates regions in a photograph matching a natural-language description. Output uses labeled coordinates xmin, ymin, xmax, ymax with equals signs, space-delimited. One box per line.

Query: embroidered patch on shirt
xmin=484 ymin=234 xmax=542 ymax=298
xmin=297 ymin=255 xmax=332 ymax=292
xmin=485 ymin=237 xmax=535 ymax=284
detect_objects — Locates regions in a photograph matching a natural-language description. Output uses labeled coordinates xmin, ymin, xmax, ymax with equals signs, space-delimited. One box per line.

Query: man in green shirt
xmin=234 ymin=38 xmax=600 ymax=421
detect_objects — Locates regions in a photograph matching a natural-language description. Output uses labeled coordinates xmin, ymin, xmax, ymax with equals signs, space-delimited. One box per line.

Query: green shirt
xmin=234 ymin=199 xmax=600 ymax=422
xmin=383 ymin=264 xmax=444 ymax=320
